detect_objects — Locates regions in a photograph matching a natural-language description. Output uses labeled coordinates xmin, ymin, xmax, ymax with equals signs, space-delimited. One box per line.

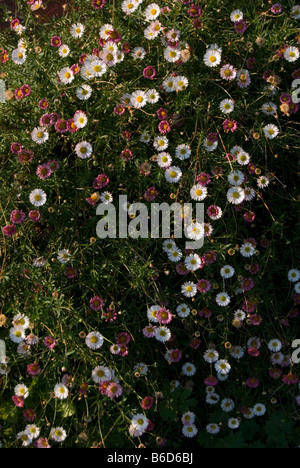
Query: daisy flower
xmin=25 ymin=424 xmax=40 ymax=440
xmin=58 ymin=44 xmax=70 ymax=57
xmin=165 ymin=166 xmax=182 ymax=183
xmin=230 ymin=9 xmax=243 ymax=22
xmin=181 ymin=281 xmax=197 ymax=298
xmin=284 ymin=46 xmax=299 ymax=62
xmin=153 ymin=135 xmax=169 ymax=151
xmin=70 ymin=23 xmax=85 ymax=38
xmin=146 ymin=89 xmax=160 ymax=104
xmin=167 ymin=247 xmax=183 ymax=262
xmin=182 ymin=362 xmax=196 ymax=376
xmin=132 ymin=47 xmax=146 ymax=60
xmin=17 ymin=432 xmax=32 ymax=447
xmin=130 ymin=90 xmax=147 ymax=108
xmin=157 ymin=152 xmax=172 ymax=168
xmin=257 ymin=175 xmax=270 ymax=189
xmin=162 ymin=239 xmax=176 ymax=253
xmin=57 ymin=249 xmax=71 ymax=264
xmin=11 ymin=49 xmax=26 ymax=64
xmin=240 ymin=242 xmax=255 ymax=257
xmin=162 ymin=76 xmax=176 ymax=93
xmin=206 ymin=423 xmax=220 ymax=434
xmin=216 ymin=292 xmax=231 ymax=307
xmin=227 ymin=186 xmax=245 ymax=205
xmin=182 ymin=424 xmax=198 ymax=438
xmin=215 ymin=359 xmax=231 ymax=375
xmin=203 ymin=349 xmax=219 ymax=363
xmin=219 ymin=99 xmax=235 ymax=114
xmin=164 ymin=47 xmax=181 ymax=63
xmin=253 ymin=403 xmax=266 ymax=416
xmin=228 ymin=418 xmax=240 ymax=429
xmin=29 ymin=189 xmax=47 ymax=207
xmin=203 ymin=49 xmax=221 ymax=67
xmin=74 ymin=110 xmax=88 ymax=129
xmin=100 ymin=192 xmax=113 ymax=204
xmin=220 ymin=64 xmax=237 ymax=81
xmin=262 ymin=102 xmax=277 ymax=115
xmin=175 ymin=144 xmax=191 ymax=160
xmin=176 ymin=304 xmax=190 ymax=318
xmin=85 ymin=331 xmax=104 ymax=350
xmin=75 ymin=141 xmax=93 ymax=159
xmin=185 ymin=254 xmax=202 ymax=271
xmin=221 ymin=398 xmax=235 ymax=412
xmin=263 ymin=124 xmax=279 ymax=139
xmin=268 ymin=339 xmax=282 ymax=352
xmin=186 ymin=222 xmax=205 ymax=241
xmin=155 ymin=326 xmax=171 ymax=342
xmin=190 ymin=184 xmax=208 ymax=201
xmin=50 ymin=427 xmax=67 ymax=443
xmin=31 ymin=127 xmax=49 ymax=144
xmin=144 ymin=3 xmax=160 ymax=21
xmin=14 ymin=383 xmax=29 ymax=399
xmin=288 ymin=269 xmax=300 ymax=282
xmin=174 ymin=76 xmax=189 ymax=91
xmin=220 ymin=265 xmax=235 ymax=278
xmin=54 ymin=383 xmax=69 ymax=400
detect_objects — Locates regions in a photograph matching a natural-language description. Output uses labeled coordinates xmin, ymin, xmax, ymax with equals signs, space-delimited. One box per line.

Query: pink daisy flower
xmin=169 ymin=348 xmax=182 ymax=362
xmin=27 ymin=362 xmax=41 ymax=376
xmin=282 ymin=373 xmax=299 ymax=385
xmin=11 ymin=142 xmax=23 ymax=154
xmin=38 ymin=99 xmax=49 ymax=110
xmin=36 ymin=163 xmax=51 ymax=180
xmin=39 ymin=114 xmax=53 ymax=127
xmin=156 ymin=307 xmax=173 ymax=325
xmin=141 ymin=396 xmax=154 ymax=410
xmin=23 ymin=409 xmax=37 ymax=422
xmin=156 ymin=108 xmax=168 ymax=120
xmin=28 ymin=210 xmax=41 ymax=222
xmin=142 ymin=325 xmax=157 ymax=338
xmin=21 ymin=84 xmax=32 ymax=97
xmin=106 ymin=382 xmax=123 ymax=398
xmin=93 ymin=174 xmax=109 ymax=189
xmin=223 ymin=119 xmax=238 ymax=133
xmin=10 ymin=209 xmax=26 ymax=224
xmin=2 ymin=224 xmax=17 ymax=236
xmin=234 ymin=19 xmax=247 ymax=34
xmin=116 ymin=332 xmax=131 ymax=346
xmin=196 ymin=279 xmax=211 ymax=293
xmin=245 ymin=377 xmax=260 ymax=388
xmin=35 ymin=438 xmax=51 ymax=448
xmin=143 ymin=65 xmax=157 ymax=79
xmin=12 ymin=395 xmax=24 ymax=407
xmin=44 ymin=336 xmax=58 ymax=349
xmin=50 ymin=36 xmax=62 ymax=47
xmin=158 ymin=120 xmax=171 ymax=134
xmin=89 ymin=296 xmax=104 ymax=311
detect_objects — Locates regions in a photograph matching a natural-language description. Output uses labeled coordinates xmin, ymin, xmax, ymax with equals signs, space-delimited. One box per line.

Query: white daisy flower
xmin=220 ymin=265 xmax=235 ymax=279
xmin=10 ymin=326 xmax=25 ymax=343
xmin=92 ymin=365 xmax=112 ymax=383
xmin=190 ymin=184 xmax=208 ymax=201
xmin=181 ymin=281 xmax=197 ymax=297
xmin=186 ymin=222 xmax=205 ymax=241
xmin=58 ymin=44 xmax=70 ymax=58
xmin=100 ymin=191 xmax=113 ymax=204
xmin=31 ymin=127 xmax=49 ymax=144
xmin=203 ymin=138 xmax=218 ymax=152
xmin=54 ymin=382 xmax=69 ymax=400
xmin=157 ymin=152 xmax=172 ymax=168
xmin=17 ymin=432 xmax=32 ymax=447
xmin=14 ymin=383 xmax=29 ymax=398
xmin=25 ymin=424 xmax=40 ymax=440
xmin=288 ymin=269 xmax=300 ymax=282
xmin=74 ymin=110 xmax=88 ymax=128
xmin=75 ymin=141 xmax=93 ymax=159
xmin=162 ymin=239 xmax=176 ymax=253
xmin=262 ymin=102 xmax=277 ymax=115
xmin=57 ymin=249 xmax=71 ymax=264
xmin=11 ymin=48 xmax=26 ymax=64
xmin=216 ymin=292 xmax=231 ymax=307
xmin=132 ymin=46 xmax=146 ymax=60
xmin=70 ymin=23 xmax=85 ymax=38
xmin=130 ymin=90 xmax=147 ymax=108
xmin=221 ymin=398 xmax=235 ymax=412
xmin=252 ymin=403 xmax=266 ymax=416
xmin=175 ymin=144 xmax=191 ymax=160
xmin=182 ymin=362 xmax=196 ymax=376
xmin=162 ymin=76 xmax=176 ymax=93
xmin=230 ymin=9 xmax=243 ymax=22
xmin=263 ymin=124 xmax=279 ymax=139
xmin=206 ymin=423 xmax=220 ymax=434
xmin=29 ymin=189 xmax=47 ymax=207
xmin=50 ymin=427 xmax=67 ymax=442
xmin=203 ymin=349 xmax=219 ymax=363
xmin=164 ymin=46 xmax=181 ymax=63
xmin=147 ymin=305 xmax=160 ymax=323
xmin=228 ymin=418 xmax=240 ymax=429
xmin=155 ymin=326 xmax=171 ymax=342
xmin=295 ymin=282 xmax=300 ymax=294
xmin=244 ymin=187 xmax=256 ymax=201
xmin=234 ymin=309 xmax=246 ymax=321
xmin=284 ymin=46 xmax=299 ymax=62
xmin=185 ymin=254 xmax=202 ymax=271
xmin=215 ymin=359 xmax=231 ymax=375
xmin=88 ymin=59 xmax=107 ymax=77
xmin=146 ymin=89 xmax=160 ymax=104
xmin=240 ymin=242 xmax=255 ymax=257
xmin=203 ymin=49 xmax=221 ymax=68
xmin=227 ymin=186 xmax=245 ymax=205
xmin=58 ymin=67 xmax=74 ymax=84
xmin=219 ymin=99 xmax=235 ymax=114
xmin=153 ymin=135 xmax=169 ymax=151
xmin=85 ymin=331 xmax=104 ymax=350
xmin=237 ymin=151 xmax=250 ymax=166
xmin=257 ymin=175 xmax=270 ymax=189
xmin=291 ymin=5 xmax=300 ymax=19
xmin=131 ymin=413 xmax=149 ymax=433
xmin=182 ymin=424 xmax=198 ymax=438
xmin=268 ymin=339 xmax=282 ymax=352
xmin=144 ymin=3 xmax=160 ymax=21
xmin=165 ymin=166 xmax=182 ymax=183
xmin=173 ymin=75 xmax=189 ymax=91
xmin=167 ymin=246 xmax=183 ymax=262
xmin=176 ymin=304 xmax=191 ymax=318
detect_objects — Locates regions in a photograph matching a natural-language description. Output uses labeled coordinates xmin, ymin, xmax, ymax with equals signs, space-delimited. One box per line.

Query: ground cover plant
xmin=0 ymin=0 xmax=300 ymax=449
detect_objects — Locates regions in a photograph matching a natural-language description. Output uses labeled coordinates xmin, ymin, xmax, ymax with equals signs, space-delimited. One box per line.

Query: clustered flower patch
xmin=0 ymin=0 xmax=299 ymax=449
